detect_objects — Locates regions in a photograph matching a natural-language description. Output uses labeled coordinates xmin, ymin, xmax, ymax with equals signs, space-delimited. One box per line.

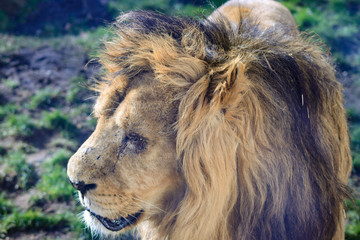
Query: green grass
xmin=280 ymin=0 xmax=360 ymax=75
xmin=35 ymin=165 xmax=75 ymax=202
xmin=0 ymin=209 xmax=69 ymax=235
xmin=29 ymin=88 xmax=60 ymax=110
xmin=66 ymin=75 xmax=89 ymax=104
xmin=0 ymin=34 xmax=46 ymax=53
xmin=0 ymin=104 xmax=18 ymax=121
xmin=73 ymin=27 xmax=110 ymax=53
xmin=0 ymin=148 xmax=94 ymax=239
xmin=346 ymin=198 xmax=360 ymax=239
xmin=66 ymin=87 xmax=81 ymax=104
xmin=0 ymin=28 xmax=107 ymax=54
xmin=32 ymin=150 xmax=74 ymax=203
xmin=69 ymin=104 xmax=96 ymax=129
xmin=0 ymin=113 xmax=37 ymax=138
xmin=40 ymin=110 xmax=78 ymax=137
xmin=0 ymin=193 xmax=15 ymax=216
xmin=0 ymin=194 xmax=90 ymax=239
xmin=0 ymin=150 xmax=37 ymax=190
xmin=3 ymin=78 xmax=20 ymax=89
xmin=350 ymin=125 xmax=360 ymax=172
xmin=45 ymin=149 xmax=73 ymax=167
xmin=348 ymin=108 xmax=360 ymax=123
xmin=348 ymin=109 xmax=360 ymax=173
xmin=347 ymin=108 xmax=360 ymax=237
xmin=48 ymin=137 xmax=79 ymax=152
xmin=109 ymin=0 xmax=170 ymax=12
xmin=108 ymin=0 xmax=215 ymax=17
xmin=0 ymin=193 xmax=84 ymax=238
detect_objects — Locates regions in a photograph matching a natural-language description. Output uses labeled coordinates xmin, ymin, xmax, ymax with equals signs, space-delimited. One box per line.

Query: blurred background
xmin=0 ymin=0 xmax=359 ymax=239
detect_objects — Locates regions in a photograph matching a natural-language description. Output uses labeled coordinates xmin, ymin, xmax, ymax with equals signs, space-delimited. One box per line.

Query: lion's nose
xmin=69 ymin=179 xmax=97 ymax=195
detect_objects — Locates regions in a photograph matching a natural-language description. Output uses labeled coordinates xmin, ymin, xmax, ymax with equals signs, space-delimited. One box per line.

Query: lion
xmin=67 ymin=0 xmax=352 ymax=239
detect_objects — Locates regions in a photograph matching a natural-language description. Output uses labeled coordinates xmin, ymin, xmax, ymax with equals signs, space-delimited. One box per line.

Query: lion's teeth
xmin=112 ymin=219 xmax=120 ymax=225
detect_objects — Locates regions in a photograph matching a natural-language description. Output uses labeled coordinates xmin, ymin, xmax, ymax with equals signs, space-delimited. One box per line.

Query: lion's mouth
xmin=87 ymin=209 xmax=143 ymax=231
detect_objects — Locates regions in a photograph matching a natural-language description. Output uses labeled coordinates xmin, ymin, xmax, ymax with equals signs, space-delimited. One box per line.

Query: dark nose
xmin=69 ymin=179 xmax=97 ymax=196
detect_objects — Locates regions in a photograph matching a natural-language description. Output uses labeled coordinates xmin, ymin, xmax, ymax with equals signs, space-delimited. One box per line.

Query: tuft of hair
xmin=99 ymin=11 xmax=352 ymax=240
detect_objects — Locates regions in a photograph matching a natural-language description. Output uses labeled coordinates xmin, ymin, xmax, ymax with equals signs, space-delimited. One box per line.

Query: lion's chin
xmin=84 ymin=209 xmax=143 ymax=232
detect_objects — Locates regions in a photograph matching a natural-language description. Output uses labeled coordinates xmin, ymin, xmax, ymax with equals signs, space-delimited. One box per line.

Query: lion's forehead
xmin=96 ymin=77 xmax=176 ymax=134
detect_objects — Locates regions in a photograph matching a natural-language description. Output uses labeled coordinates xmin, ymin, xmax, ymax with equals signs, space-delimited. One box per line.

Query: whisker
xmin=109 ymin=99 xmax=123 ymax=105
xmin=128 ymin=202 xmax=159 ymax=215
xmin=89 ymin=110 xmax=96 ymax=117
xmin=84 ymin=95 xmax=98 ymax=101
xmin=133 ymin=195 xmax=166 ymax=213
xmin=102 ymin=108 xmax=118 ymax=113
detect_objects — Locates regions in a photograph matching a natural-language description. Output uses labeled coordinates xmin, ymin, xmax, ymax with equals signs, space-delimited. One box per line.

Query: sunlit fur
xmin=68 ymin=1 xmax=352 ymax=240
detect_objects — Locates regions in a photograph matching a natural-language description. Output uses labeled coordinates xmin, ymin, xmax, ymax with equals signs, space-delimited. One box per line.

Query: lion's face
xmin=67 ymin=73 xmax=182 ymax=233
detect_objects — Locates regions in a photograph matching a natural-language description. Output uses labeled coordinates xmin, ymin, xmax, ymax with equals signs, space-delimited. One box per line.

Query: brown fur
xmin=67 ymin=1 xmax=352 ymax=239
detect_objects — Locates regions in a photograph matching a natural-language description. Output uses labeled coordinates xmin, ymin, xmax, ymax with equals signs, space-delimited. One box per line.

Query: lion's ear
xmin=208 ymin=59 xmax=245 ymax=110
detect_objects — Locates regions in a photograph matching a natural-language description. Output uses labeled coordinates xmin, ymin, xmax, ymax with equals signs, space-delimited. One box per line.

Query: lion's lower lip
xmin=87 ymin=209 xmax=143 ymax=231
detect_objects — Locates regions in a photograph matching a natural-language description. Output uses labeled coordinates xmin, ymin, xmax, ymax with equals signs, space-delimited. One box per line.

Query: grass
xmin=280 ymin=0 xmax=360 ymax=75
xmin=29 ymin=88 xmax=60 ymax=110
xmin=0 ymin=150 xmax=37 ymax=190
xmin=0 ymin=1 xmax=220 ymax=54
xmin=108 ymin=0 xmax=215 ymax=17
xmin=19 ymin=149 xmax=94 ymax=239
xmin=0 ymin=192 xmax=90 ymax=239
xmin=0 ymin=104 xmax=18 ymax=121
xmin=33 ymin=150 xmax=75 ymax=202
xmin=45 ymin=149 xmax=73 ymax=167
xmin=0 ymin=34 xmax=47 ymax=53
xmin=345 ymin=198 xmax=360 ymax=239
xmin=66 ymin=75 xmax=90 ymax=104
xmin=0 ymin=209 xmax=68 ymax=235
xmin=0 ymin=193 xmax=69 ymax=236
xmin=35 ymin=164 xmax=75 ymax=202
xmin=350 ymin=126 xmax=360 ymax=172
xmin=0 ymin=193 xmax=14 ymax=216
xmin=0 ymin=113 xmax=37 ymax=138
xmin=3 ymin=78 xmax=20 ymax=89
xmin=0 ymin=29 xmax=107 ymax=55
xmin=69 ymin=104 xmax=97 ymax=129
xmin=348 ymin=109 xmax=360 ymax=173
xmin=40 ymin=110 xmax=78 ymax=137
xmin=48 ymin=137 xmax=79 ymax=152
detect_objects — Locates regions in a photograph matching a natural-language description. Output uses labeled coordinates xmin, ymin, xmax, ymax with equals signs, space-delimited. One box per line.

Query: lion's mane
xmin=100 ymin=11 xmax=352 ymax=240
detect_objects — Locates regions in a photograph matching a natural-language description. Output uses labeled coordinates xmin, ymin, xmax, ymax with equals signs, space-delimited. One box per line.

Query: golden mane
xmin=75 ymin=8 xmax=352 ymax=240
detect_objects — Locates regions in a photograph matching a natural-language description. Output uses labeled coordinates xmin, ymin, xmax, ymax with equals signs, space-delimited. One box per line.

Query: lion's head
xmin=67 ymin=2 xmax=352 ymax=239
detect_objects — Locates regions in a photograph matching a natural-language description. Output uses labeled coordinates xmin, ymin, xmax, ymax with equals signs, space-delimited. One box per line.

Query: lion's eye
xmin=126 ymin=132 xmax=147 ymax=153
